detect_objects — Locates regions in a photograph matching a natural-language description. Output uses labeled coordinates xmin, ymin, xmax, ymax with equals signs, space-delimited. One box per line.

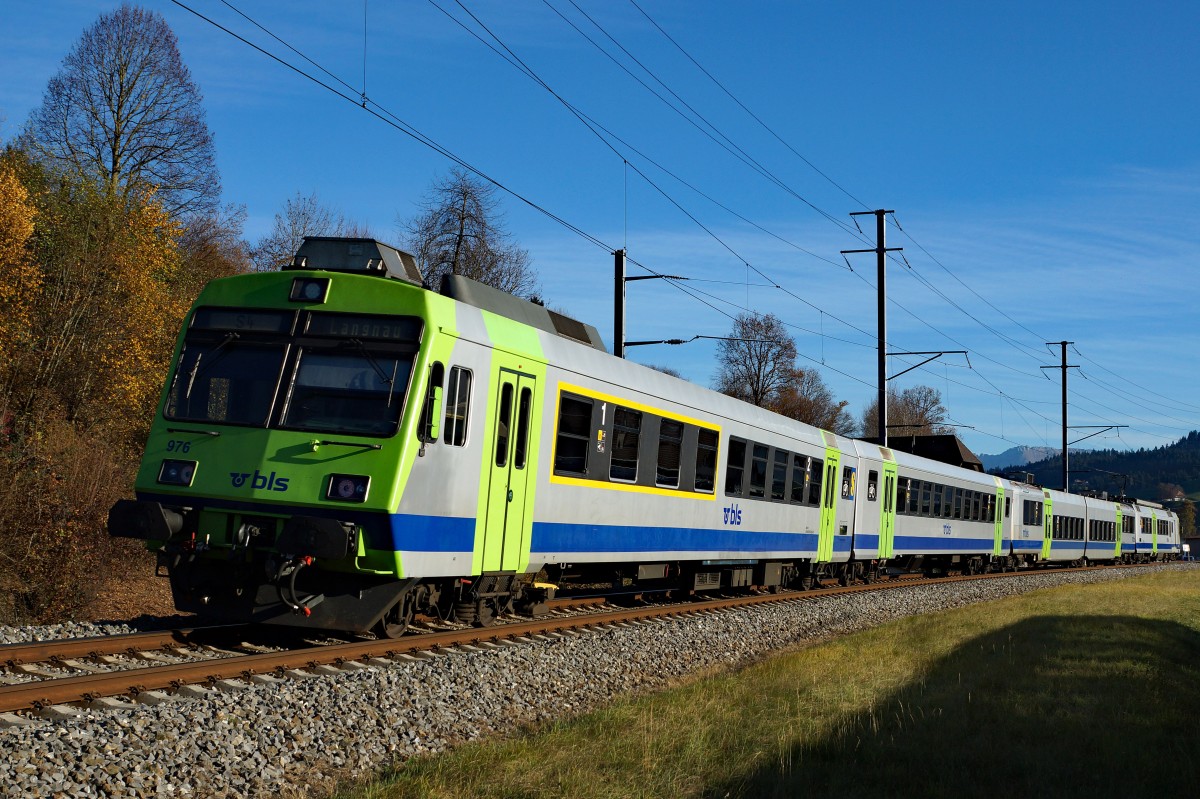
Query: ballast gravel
xmin=1 ymin=563 xmax=1194 ymax=798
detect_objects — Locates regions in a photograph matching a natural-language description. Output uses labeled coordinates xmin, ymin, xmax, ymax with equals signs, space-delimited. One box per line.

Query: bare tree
xmin=714 ymin=313 xmax=797 ymax=407
xmin=771 ymin=367 xmax=856 ymax=435
xmin=21 ymin=4 xmax=220 ymax=219
xmin=860 ymin=385 xmax=953 ymax=439
xmin=400 ymin=168 xmax=538 ymax=296
xmin=250 ymin=192 xmax=363 ymax=272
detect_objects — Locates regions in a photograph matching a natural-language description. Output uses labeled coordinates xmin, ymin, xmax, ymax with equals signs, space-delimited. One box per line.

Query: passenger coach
xmin=108 ymin=237 xmax=1180 ymax=635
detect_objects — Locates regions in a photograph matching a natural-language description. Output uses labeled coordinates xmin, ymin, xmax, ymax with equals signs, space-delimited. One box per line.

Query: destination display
xmin=306 ymin=313 xmax=423 ymax=342
xmin=191 ymin=307 xmax=295 ymax=333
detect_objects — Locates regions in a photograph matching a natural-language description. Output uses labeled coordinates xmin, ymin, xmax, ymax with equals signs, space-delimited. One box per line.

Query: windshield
xmin=162 ymin=307 xmax=422 ymax=436
xmin=165 ymin=339 xmax=287 ymax=426
xmin=280 ymin=346 xmax=414 ymax=435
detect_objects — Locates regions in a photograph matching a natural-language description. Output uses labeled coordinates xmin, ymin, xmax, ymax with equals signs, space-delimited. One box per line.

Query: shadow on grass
xmin=709 ymin=615 xmax=1200 ymax=799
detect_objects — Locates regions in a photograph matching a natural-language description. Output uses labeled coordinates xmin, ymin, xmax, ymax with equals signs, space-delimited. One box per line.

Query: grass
xmin=327 ymin=570 xmax=1200 ymax=799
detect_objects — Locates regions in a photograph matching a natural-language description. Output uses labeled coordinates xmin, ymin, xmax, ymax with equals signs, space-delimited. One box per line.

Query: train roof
xmin=440 ymin=273 xmax=607 ymax=352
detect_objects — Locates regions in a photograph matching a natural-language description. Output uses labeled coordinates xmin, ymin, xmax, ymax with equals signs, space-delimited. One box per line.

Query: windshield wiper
xmin=344 ymin=338 xmax=394 ymax=387
xmin=185 ymin=332 xmax=240 ymax=399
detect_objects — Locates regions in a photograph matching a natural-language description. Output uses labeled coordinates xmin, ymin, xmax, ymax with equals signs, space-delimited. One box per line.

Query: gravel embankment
xmin=1 ymin=564 xmax=1195 ymax=798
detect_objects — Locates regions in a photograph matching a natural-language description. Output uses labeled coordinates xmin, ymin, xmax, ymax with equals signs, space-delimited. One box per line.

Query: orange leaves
xmin=0 ymin=159 xmax=42 ymax=370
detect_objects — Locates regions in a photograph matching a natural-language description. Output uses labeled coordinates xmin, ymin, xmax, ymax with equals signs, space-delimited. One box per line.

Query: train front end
xmin=108 ymin=238 xmax=436 ymax=633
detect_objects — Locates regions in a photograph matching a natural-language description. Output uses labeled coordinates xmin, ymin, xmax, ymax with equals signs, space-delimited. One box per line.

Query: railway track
xmin=0 ymin=564 xmax=1141 ymax=719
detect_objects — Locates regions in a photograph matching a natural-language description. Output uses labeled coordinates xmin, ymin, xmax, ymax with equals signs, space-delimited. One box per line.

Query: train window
xmin=943 ymin=485 xmax=954 ymax=518
xmin=610 ymin=406 xmax=642 ymax=482
xmin=808 ymin=458 xmax=824 ymax=506
xmin=513 ymin=387 xmax=532 ymax=470
xmin=972 ymin=493 xmax=982 ymax=522
xmin=842 ymin=467 xmax=855 ymax=500
xmin=1005 ymin=496 xmax=1011 ymax=518
xmin=906 ymin=479 xmax=920 ymax=515
xmin=953 ymin=488 xmax=964 ymax=520
xmin=771 ymin=450 xmax=788 ymax=501
xmin=867 ymin=471 xmax=879 ymax=502
xmin=1054 ymin=517 xmax=1063 ymax=540
xmin=725 ymin=438 xmax=747 ymax=496
xmin=749 ymin=444 xmax=769 ymax=499
xmin=1022 ymin=500 xmax=1043 ymax=527
xmin=920 ymin=482 xmax=932 ymax=516
xmin=494 ymin=383 xmax=513 ymax=468
xmin=444 ymin=367 xmax=471 ymax=447
xmin=931 ymin=482 xmax=943 ymax=516
xmin=419 ymin=362 xmax=445 ymax=443
xmin=790 ymin=455 xmax=807 ymax=503
xmin=656 ymin=419 xmax=684 ymax=488
xmin=694 ymin=428 xmax=718 ymax=493
xmin=896 ymin=478 xmax=909 ymax=515
xmin=554 ymin=394 xmax=592 ymax=475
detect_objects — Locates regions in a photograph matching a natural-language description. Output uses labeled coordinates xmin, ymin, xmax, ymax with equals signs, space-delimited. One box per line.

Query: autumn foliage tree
xmin=0 ymin=152 xmax=189 ymax=621
xmin=0 ymin=3 xmax=237 ymax=622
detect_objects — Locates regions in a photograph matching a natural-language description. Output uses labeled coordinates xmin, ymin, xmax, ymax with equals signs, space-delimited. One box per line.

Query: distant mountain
xmin=979 ymin=446 xmax=1060 ymax=472
xmin=990 ymin=431 xmax=1200 ymax=501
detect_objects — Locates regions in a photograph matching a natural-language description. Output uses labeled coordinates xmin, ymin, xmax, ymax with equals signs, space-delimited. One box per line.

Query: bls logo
xmin=723 ymin=503 xmax=743 ymax=526
xmin=229 ymin=470 xmax=290 ymax=492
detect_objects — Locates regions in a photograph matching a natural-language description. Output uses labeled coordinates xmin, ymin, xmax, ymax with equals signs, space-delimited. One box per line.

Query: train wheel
xmin=374 ymin=593 xmax=415 ymax=640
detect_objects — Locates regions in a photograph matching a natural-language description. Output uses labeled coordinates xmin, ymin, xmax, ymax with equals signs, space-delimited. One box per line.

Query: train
xmin=107 ymin=236 xmax=1181 ymax=637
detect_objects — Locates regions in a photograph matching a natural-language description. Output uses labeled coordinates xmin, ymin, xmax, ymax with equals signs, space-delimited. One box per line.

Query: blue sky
xmin=3 ymin=0 xmax=1199 ymax=458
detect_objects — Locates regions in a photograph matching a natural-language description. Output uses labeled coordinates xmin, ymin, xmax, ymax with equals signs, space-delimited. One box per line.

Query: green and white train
xmin=109 ymin=237 xmax=1181 ymax=636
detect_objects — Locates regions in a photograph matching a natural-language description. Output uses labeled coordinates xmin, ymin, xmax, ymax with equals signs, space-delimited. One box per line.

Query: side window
xmin=867 ymin=470 xmax=879 ymax=502
xmin=554 ymin=394 xmax=592 ymax=475
xmin=749 ymin=444 xmax=769 ymax=499
xmin=694 ymin=428 xmax=717 ymax=493
xmin=841 ymin=467 xmax=855 ymax=499
xmin=1005 ymin=496 xmax=1011 ymax=518
xmin=897 ymin=477 xmax=910 ymax=515
xmin=725 ymin=437 xmax=747 ymax=496
xmin=444 ymin=366 xmax=471 ymax=446
xmin=771 ymin=450 xmax=788 ymax=501
xmin=610 ymin=406 xmax=642 ymax=482
xmin=656 ymin=419 xmax=684 ymax=488
xmin=932 ymin=483 xmax=943 ymax=516
xmin=420 ymin=362 xmax=445 ymax=442
xmin=791 ymin=454 xmax=809 ymax=503
xmin=807 ymin=458 xmax=824 ymax=506
xmin=920 ymin=481 xmax=932 ymax=516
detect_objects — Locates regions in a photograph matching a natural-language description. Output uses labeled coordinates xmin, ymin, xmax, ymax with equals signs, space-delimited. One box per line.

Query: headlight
xmin=289 ymin=277 xmax=330 ymax=303
xmin=158 ymin=459 xmax=197 ymax=487
xmin=326 ymin=473 xmax=369 ymax=502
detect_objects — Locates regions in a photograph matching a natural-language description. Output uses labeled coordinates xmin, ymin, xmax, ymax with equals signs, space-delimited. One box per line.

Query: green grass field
xmin=330 ymin=569 xmax=1200 ymax=798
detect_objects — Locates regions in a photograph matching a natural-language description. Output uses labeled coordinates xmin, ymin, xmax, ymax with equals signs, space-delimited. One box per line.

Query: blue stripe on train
xmin=530 ymin=522 xmax=827 ymax=554
xmin=387 ymin=514 xmax=842 ymax=555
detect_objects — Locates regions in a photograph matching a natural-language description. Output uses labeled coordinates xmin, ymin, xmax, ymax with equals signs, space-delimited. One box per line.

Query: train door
xmin=878 ymin=459 xmax=897 ymax=559
xmin=1041 ymin=490 xmax=1054 ymax=560
xmin=1114 ymin=503 xmax=1123 ymax=559
xmin=992 ymin=479 xmax=1005 ymax=557
xmin=480 ymin=368 xmax=537 ymax=572
xmin=817 ymin=448 xmax=840 ymax=562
